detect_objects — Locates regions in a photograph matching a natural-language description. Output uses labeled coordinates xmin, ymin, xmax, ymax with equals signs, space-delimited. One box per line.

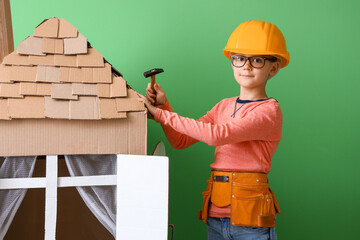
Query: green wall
xmin=10 ymin=0 xmax=360 ymax=239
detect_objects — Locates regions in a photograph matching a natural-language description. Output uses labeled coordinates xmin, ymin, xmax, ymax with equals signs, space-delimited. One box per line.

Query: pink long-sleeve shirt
xmin=154 ymin=97 xmax=282 ymax=217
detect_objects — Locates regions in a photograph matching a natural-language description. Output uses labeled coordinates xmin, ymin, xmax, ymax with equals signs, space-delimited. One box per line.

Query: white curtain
xmin=0 ymin=156 xmax=37 ymax=240
xmin=0 ymin=155 xmax=117 ymax=239
xmin=64 ymin=155 xmax=117 ymax=238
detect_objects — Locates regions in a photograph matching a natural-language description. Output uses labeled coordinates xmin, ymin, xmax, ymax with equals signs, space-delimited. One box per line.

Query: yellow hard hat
xmin=223 ymin=20 xmax=290 ymax=68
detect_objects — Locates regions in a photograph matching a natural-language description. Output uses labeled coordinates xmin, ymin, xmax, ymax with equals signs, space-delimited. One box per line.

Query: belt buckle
xmin=213 ymin=175 xmax=229 ymax=182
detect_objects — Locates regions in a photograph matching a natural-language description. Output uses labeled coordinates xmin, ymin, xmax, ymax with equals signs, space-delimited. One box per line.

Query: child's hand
xmin=146 ymin=83 xmax=166 ymax=106
xmin=137 ymin=93 xmax=157 ymax=120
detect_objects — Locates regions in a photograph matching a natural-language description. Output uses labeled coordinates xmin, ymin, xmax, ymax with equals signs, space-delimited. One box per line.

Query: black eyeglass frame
xmin=230 ymin=55 xmax=278 ymax=69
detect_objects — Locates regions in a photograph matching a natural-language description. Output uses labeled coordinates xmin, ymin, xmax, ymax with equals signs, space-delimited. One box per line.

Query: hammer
xmin=144 ymin=68 xmax=164 ymax=91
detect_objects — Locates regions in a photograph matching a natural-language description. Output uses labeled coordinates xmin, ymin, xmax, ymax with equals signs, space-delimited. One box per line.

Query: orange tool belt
xmin=198 ymin=171 xmax=281 ymax=227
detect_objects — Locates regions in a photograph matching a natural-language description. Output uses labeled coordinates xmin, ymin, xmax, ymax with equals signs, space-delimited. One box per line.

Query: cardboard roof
xmin=0 ymin=17 xmax=145 ymax=120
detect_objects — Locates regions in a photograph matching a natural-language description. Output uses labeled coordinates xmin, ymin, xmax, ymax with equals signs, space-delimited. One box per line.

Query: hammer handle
xmin=151 ymin=75 xmax=156 ymax=91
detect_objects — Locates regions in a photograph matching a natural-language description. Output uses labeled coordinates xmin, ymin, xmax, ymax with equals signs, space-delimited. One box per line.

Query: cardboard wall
xmin=0 ymin=112 xmax=147 ymax=156
xmin=0 ymin=0 xmax=14 ymax=63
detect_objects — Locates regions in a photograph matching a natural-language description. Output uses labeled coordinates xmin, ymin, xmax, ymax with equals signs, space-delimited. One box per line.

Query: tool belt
xmin=198 ymin=171 xmax=281 ymax=227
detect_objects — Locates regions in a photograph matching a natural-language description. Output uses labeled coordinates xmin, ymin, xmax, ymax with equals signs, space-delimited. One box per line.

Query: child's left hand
xmin=137 ymin=93 xmax=157 ymax=119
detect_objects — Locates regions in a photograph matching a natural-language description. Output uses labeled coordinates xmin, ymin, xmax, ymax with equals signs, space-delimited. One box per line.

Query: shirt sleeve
xmin=154 ymin=98 xmax=216 ymax=149
xmin=155 ymin=101 xmax=282 ymax=147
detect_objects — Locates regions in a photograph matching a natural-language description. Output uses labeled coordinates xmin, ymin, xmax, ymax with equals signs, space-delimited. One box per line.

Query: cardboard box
xmin=0 ymin=17 xmax=147 ymax=157
xmin=0 ymin=17 xmax=158 ymax=240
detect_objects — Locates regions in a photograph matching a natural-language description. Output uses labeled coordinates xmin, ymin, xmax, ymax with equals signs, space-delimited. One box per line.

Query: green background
xmin=10 ymin=0 xmax=360 ymax=239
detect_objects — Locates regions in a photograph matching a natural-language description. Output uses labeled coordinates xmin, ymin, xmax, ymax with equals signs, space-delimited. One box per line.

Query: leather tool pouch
xmin=230 ymin=174 xmax=280 ymax=227
xmin=198 ymin=179 xmax=212 ymax=222
xmin=210 ymin=173 xmax=232 ymax=208
xmin=198 ymin=172 xmax=233 ymax=222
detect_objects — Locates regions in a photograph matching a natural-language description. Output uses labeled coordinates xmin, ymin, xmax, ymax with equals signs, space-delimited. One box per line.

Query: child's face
xmin=231 ymin=54 xmax=280 ymax=90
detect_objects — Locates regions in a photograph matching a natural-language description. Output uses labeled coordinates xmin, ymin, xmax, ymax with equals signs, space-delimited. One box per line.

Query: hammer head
xmin=144 ymin=68 xmax=164 ymax=78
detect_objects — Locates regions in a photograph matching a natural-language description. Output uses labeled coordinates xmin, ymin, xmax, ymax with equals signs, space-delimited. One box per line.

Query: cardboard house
xmin=0 ymin=17 xmax=147 ymax=157
xmin=0 ymin=18 xmax=163 ymax=240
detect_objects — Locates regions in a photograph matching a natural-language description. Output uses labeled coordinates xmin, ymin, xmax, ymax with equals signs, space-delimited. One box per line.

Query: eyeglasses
xmin=230 ymin=55 xmax=277 ymax=69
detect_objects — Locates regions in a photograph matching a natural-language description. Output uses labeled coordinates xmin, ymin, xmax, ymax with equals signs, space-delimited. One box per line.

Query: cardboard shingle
xmin=44 ymin=96 xmax=69 ymax=119
xmin=8 ymin=96 xmax=45 ymax=118
xmin=36 ymin=66 xmax=60 ymax=83
xmin=96 ymin=83 xmax=110 ymax=98
xmin=0 ymin=64 xmax=12 ymax=83
xmin=20 ymin=82 xmax=51 ymax=96
xmin=63 ymin=67 xmax=81 ymax=83
xmin=97 ymin=76 xmax=127 ymax=98
xmin=77 ymin=48 xmax=104 ymax=67
xmin=54 ymin=54 xmax=77 ymax=67
xmin=115 ymin=89 xmax=145 ymax=112
xmin=92 ymin=63 xmax=111 ymax=82
xmin=100 ymin=98 xmax=127 ymax=119
xmin=2 ymin=51 xmax=31 ymax=66
xmin=43 ymin=38 xmax=64 ymax=54
xmin=64 ymin=33 xmax=87 ymax=55
xmin=29 ymin=54 xmax=55 ymax=66
xmin=10 ymin=66 xmax=37 ymax=82
xmin=58 ymin=18 xmax=78 ymax=38
xmin=0 ymin=83 xmax=23 ymax=98
xmin=0 ymin=99 xmax=10 ymax=120
xmin=51 ymin=83 xmax=78 ymax=100
xmin=111 ymin=77 xmax=127 ymax=97
xmin=17 ymin=36 xmax=45 ymax=56
xmin=72 ymin=83 xmax=98 ymax=96
xmin=59 ymin=67 xmax=71 ymax=83
xmin=33 ymin=18 xmax=59 ymax=38
xmin=70 ymin=96 xmax=100 ymax=120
